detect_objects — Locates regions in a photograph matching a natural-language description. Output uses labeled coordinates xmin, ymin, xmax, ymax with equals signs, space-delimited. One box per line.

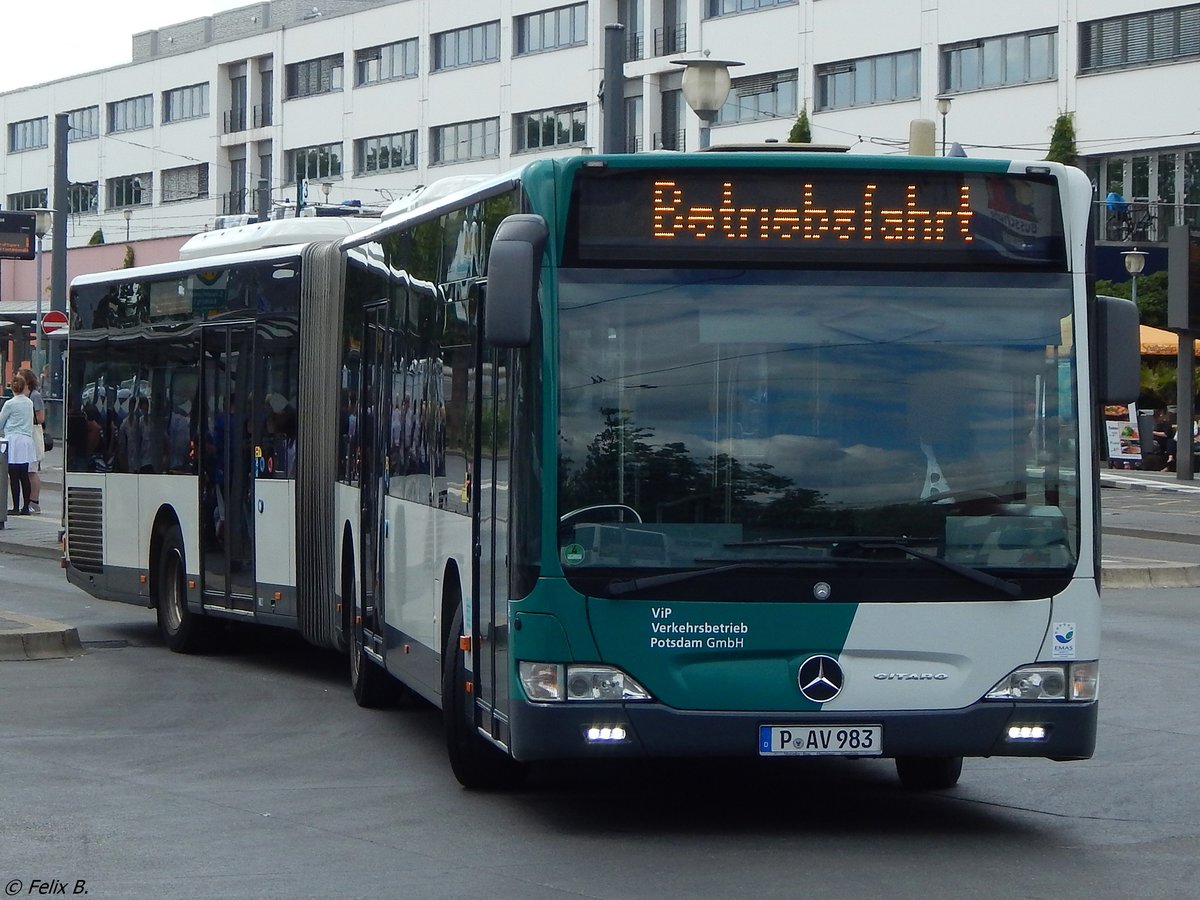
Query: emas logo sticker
xmin=1052 ymin=622 xmax=1076 ymax=660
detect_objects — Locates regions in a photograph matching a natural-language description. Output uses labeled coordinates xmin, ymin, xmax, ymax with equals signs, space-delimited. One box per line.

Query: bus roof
xmin=70 ymin=242 xmax=310 ymax=288
xmin=178 ymin=215 xmax=377 ymax=261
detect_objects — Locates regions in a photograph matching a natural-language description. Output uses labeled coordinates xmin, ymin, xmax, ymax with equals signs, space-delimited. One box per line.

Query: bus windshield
xmin=556 ymin=268 xmax=1079 ymax=601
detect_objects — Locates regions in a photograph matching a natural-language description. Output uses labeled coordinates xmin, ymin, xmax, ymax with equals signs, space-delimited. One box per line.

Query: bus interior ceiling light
xmin=519 ymin=662 xmax=651 ymax=702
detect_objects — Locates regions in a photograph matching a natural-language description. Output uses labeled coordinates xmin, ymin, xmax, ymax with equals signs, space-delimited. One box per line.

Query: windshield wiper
xmin=724 ymin=536 xmax=1022 ymax=598
xmin=725 ymin=535 xmax=940 ymax=548
xmin=608 ymin=560 xmax=808 ymax=597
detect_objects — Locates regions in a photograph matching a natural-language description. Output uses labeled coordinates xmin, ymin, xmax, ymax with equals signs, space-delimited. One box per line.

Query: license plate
xmin=759 ymin=725 xmax=883 ymax=756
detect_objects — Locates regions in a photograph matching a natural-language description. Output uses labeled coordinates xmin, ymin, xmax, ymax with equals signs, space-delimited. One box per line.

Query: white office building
xmin=1 ymin=0 xmax=1197 ymax=252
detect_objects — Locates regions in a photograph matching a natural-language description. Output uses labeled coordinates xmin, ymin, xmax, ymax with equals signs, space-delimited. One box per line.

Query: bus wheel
xmin=895 ymin=756 xmax=963 ymax=790
xmin=442 ymin=607 xmax=525 ymax=790
xmin=347 ymin=564 xmax=395 ymax=709
xmin=155 ymin=524 xmax=205 ymax=654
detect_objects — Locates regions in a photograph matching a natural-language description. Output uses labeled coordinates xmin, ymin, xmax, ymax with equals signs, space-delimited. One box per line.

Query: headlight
xmin=519 ymin=662 xmax=651 ymax=702
xmin=984 ymin=661 xmax=1098 ymax=702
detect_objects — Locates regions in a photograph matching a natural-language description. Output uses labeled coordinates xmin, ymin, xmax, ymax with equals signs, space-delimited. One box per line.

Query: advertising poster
xmin=1104 ymin=403 xmax=1141 ymax=462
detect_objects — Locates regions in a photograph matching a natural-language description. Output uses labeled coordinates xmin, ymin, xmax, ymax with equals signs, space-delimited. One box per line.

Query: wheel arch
xmin=339 ymin=520 xmax=356 ymax=639
xmin=441 ymin=559 xmax=464 ymax=677
xmin=148 ymin=504 xmax=185 ymax=610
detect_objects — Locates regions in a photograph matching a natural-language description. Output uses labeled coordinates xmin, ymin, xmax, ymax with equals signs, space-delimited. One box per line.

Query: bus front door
xmin=475 ymin=346 xmax=512 ymax=749
xmin=359 ymin=303 xmax=390 ymax=657
xmin=200 ymin=324 xmax=257 ymax=614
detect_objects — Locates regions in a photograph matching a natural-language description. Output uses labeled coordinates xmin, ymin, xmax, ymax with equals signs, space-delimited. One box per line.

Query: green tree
xmin=787 ymin=108 xmax=812 ymax=144
xmin=1045 ymin=112 xmax=1077 ymax=167
xmin=88 ymin=229 xmax=105 ymax=245
xmin=1139 ymin=360 xmax=1177 ymax=410
xmin=1096 ymin=270 xmax=1168 ymax=328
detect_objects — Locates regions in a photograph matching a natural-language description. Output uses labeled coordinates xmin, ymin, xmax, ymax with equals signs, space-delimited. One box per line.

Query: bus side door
xmin=475 ymin=344 xmax=512 ymax=748
xmin=200 ymin=323 xmax=257 ymax=612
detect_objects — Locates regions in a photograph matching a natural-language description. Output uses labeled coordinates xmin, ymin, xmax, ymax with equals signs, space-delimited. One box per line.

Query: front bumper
xmin=508 ymin=698 xmax=1097 ymax=762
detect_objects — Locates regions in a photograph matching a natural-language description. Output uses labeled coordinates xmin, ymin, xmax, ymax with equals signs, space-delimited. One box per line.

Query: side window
xmin=437 ymin=296 xmax=477 ymax=515
xmin=257 ymin=316 xmax=300 ymax=479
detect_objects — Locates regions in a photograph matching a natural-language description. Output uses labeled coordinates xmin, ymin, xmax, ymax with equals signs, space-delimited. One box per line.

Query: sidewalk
xmin=0 ymin=442 xmax=65 ymax=560
xmin=0 ymin=454 xmax=1196 ymax=657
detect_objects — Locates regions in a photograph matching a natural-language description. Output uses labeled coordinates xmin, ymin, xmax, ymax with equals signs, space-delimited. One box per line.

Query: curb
xmin=0 ymin=611 xmax=83 ymax=661
xmin=1101 ymin=563 xmax=1200 ymax=589
xmin=0 ymin=539 xmax=63 ymax=561
xmin=1101 ymin=476 xmax=1200 ymax=494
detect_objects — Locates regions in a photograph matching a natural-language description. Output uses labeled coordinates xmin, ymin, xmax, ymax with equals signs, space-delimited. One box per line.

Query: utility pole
xmin=50 ymin=113 xmax=69 ymax=400
xmin=601 ymin=24 xmax=626 ymax=154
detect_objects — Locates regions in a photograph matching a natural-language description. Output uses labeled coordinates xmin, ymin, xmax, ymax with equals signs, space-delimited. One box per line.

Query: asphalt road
xmin=0 ymin=554 xmax=1197 ymax=900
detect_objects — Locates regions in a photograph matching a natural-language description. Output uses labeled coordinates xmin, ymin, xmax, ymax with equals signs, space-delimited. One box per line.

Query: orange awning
xmin=1140 ymin=324 xmax=1200 ymax=356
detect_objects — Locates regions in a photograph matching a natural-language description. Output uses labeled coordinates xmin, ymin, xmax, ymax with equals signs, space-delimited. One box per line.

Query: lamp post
xmin=321 ymin=181 xmax=332 ymax=205
xmin=123 ymin=207 xmax=132 ymax=242
xmin=1122 ymin=247 xmax=1147 ymax=310
xmin=670 ymin=53 xmax=743 ymax=150
xmin=31 ymin=208 xmax=52 ymax=373
xmin=936 ymin=96 xmax=952 ymax=157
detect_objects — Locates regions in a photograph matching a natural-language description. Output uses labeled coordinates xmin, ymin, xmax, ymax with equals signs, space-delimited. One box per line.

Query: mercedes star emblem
xmin=797 ymin=655 xmax=844 ymax=703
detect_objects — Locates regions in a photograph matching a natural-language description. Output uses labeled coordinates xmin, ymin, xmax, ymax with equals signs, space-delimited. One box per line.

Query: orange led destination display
xmin=0 ymin=211 xmax=37 ymax=261
xmin=652 ymin=179 xmax=974 ymax=245
xmin=567 ymin=167 xmax=1066 ymax=270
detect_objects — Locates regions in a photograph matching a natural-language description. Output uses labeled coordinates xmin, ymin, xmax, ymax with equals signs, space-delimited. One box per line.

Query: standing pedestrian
xmin=0 ymin=374 xmax=37 ymax=515
xmin=20 ymin=368 xmax=45 ymax=513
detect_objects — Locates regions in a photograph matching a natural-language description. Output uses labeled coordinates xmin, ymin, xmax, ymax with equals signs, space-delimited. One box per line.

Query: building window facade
xmin=514 ymin=103 xmax=586 ymax=152
xmin=69 ymin=181 xmax=99 ymax=215
xmin=1083 ymin=148 xmax=1200 ymax=241
xmin=625 ymin=95 xmax=643 ymax=152
xmin=1080 ymin=4 xmax=1200 ymax=72
xmin=108 ymin=95 xmax=153 ymax=133
xmin=163 ymin=83 xmax=210 ymax=123
xmin=515 ymin=4 xmax=587 ymax=55
xmin=941 ymin=29 xmax=1056 ymax=93
xmin=432 ymin=21 xmax=500 ymax=71
xmin=285 ymin=54 xmax=344 ymax=99
xmin=706 ymin=0 xmax=795 ymax=18
xmin=716 ymin=70 xmax=798 ymax=123
xmin=816 ymin=50 xmax=919 ymax=111
xmin=657 ymin=88 xmax=685 ymax=150
xmin=287 ymin=142 xmax=343 ymax=180
xmin=66 ymin=107 xmax=100 ymax=142
xmin=107 ymin=174 xmax=151 ymax=208
xmin=161 ymin=164 xmax=209 ymax=202
xmin=356 ymin=131 xmax=417 ymax=173
xmin=657 ymin=0 xmax=687 ymax=57
xmin=431 ymin=118 xmax=499 ymax=164
xmin=6 ymin=188 xmax=48 ymax=211
xmin=356 ymin=38 xmax=419 ymax=85
xmin=8 ymin=117 xmax=49 ymax=153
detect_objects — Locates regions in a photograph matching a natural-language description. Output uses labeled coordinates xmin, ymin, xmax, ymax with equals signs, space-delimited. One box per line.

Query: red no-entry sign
xmin=41 ymin=310 xmax=68 ymax=334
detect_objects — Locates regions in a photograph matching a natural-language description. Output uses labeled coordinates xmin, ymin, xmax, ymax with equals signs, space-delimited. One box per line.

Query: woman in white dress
xmin=0 ymin=374 xmax=37 ymax=515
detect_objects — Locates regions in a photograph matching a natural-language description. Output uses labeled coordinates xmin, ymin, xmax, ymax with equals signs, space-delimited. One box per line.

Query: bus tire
xmin=155 ymin=524 xmax=205 ymax=654
xmin=442 ymin=607 xmax=525 ymax=790
xmin=346 ymin=561 xmax=394 ymax=709
xmin=895 ymin=755 xmax=963 ymax=790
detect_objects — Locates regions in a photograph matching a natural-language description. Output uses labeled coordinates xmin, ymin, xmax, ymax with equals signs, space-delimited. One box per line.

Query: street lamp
xmin=670 ymin=53 xmax=744 ymax=150
xmin=1122 ymin=248 xmax=1147 ymax=311
xmin=123 ymin=207 xmax=132 ymax=242
xmin=936 ymin=96 xmax=952 ymax=157
xmin=321 ymin=181 xmax=332 ymax=204
xmin=30 ymin=208 xmax=52 ymax=373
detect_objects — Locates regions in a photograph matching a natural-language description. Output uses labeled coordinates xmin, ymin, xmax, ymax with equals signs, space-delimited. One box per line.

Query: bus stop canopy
xmin=1140 ymin=324 xmax=1200 ymax=357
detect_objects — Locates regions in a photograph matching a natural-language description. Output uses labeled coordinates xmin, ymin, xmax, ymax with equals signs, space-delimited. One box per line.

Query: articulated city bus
xmin=65 ymin=151 xmax=1139 ymax=790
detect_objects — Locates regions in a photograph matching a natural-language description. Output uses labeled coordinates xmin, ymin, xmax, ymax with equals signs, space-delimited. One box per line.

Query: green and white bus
xmin=65 ymin=151 xmax=1139 ymax=789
